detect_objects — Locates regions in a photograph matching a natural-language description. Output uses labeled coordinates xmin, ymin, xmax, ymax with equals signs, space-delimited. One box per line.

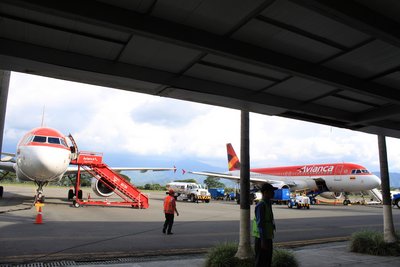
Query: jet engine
xmin=273 ymin=183 xmax=290 ymax=189
xmin=91 ymin=177 xmax=115 ymax=197
xmin=319 ymin=192 xmax=342 ymax=199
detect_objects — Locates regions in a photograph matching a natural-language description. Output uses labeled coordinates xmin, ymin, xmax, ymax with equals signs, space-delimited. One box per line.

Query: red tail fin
xmin=226 ymin=143 xmax=241 ymax=171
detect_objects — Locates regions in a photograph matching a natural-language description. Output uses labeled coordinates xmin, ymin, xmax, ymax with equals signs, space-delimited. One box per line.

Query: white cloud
xmin=3 ymin=72 xmax=400 ymax=173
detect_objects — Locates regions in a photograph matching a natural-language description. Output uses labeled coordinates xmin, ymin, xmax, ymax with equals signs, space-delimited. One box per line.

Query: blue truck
xmin=209 ymin=188 xmax=225 ymax=200
xmin=392 ymin=192 xmax=400 ymax=208
xmin=271 ymin=188 xmax=290 ymax=205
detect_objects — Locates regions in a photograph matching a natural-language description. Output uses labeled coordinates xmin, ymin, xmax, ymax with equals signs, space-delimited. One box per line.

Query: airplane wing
xmin=65 ymin=166 xmax=176 ymax=175
xmin=0 ymin=161 xmax=16 ymax=173
xmin=1 ymin=152 xmax=16 ymax=163
xmin=190 ymin=171 xmax=288 ymax=187
xmin=1 ymin=152 xmax=16 ymax=157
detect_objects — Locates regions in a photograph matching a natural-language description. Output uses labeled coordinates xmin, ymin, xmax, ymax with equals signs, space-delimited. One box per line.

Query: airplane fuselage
xmin=230 ymin=162 xmax=381 ymax=192
xmin=15 ymin=127 xmax=71 ymax=183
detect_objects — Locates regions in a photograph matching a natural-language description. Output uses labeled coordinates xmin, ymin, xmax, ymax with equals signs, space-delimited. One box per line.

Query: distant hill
xmin=373 ymin=172 xmax=400 ymax=188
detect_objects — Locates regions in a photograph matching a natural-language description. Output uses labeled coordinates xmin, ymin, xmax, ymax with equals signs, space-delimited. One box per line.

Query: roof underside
xmin=1 ymin=0 xmax=400 ymax=137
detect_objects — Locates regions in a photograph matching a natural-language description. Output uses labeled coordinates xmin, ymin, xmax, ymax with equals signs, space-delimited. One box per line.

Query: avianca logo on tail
xmin=297 ymin=165 xmax=334 ymax=173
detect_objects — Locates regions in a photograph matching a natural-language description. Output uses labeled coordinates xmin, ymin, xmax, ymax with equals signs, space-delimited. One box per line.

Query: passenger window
xmin=48 ymin=137 xmax=60 ymax=144
xmin=33 ymin=136 xmax=47 ymax=143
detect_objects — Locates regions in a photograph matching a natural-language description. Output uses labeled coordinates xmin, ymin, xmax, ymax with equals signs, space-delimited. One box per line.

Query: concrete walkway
xmin=75 ymin=241 xmax=400 ymax=267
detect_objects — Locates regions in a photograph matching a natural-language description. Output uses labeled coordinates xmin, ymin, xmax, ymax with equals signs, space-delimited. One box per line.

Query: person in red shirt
xmin=163 ymin=189 xmax=179 ymax=235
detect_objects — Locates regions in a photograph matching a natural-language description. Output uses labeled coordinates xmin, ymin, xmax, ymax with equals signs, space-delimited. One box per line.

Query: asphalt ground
xmin=1 ymin=184 xmax=399 ymax=265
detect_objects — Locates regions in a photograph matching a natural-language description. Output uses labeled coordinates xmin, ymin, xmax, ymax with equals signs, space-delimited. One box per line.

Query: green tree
xmin=142 ymin=183 xmax=165 ymax=190
xmin=0 ymin=171 xmax=17 ymax=182
xmin=224 ymin=187 xmax=235 ymax=193
xmin=174 ymin=179 xmax=197 ymax=183
xmin=204 ymin=177 xmax=225 ymax=188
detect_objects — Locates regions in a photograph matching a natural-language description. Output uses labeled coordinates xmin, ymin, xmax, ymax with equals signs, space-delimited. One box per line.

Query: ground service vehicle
xmin=288 ymin=194 xmax=311 ymax=209
xmin=166 ymin=182 xmax=211 ymax=203
xmin=392 ymin=192 xmax=400 ymax=208
xmin=272 ymin=188 xmax=290 ymax=205
xmin=209 ymin=188 xmax=225 ymax=200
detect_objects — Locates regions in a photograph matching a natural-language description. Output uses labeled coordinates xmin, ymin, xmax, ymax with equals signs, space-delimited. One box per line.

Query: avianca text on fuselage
xmin=297 ymin=165 xmax=334 ymax=174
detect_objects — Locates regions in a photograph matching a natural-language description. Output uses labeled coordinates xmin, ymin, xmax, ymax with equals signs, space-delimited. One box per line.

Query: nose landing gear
xmin=34 ymin=181 xmax=47 ymax=203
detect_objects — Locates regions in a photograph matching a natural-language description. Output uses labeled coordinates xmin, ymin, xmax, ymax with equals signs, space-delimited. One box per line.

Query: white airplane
xmin=0 ymin=126 xmax=176 ymax=202
xmin=191 ymin=143 xmax=382 ymax=205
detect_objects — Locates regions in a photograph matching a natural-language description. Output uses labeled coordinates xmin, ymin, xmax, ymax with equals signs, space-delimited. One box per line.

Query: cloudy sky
xmin=3 ymin=72 xmax=400 ymax=173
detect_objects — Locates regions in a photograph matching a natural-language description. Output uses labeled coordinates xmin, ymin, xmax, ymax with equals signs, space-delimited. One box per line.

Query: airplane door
xmin=334 ymin=165 xmax=343 ymax=181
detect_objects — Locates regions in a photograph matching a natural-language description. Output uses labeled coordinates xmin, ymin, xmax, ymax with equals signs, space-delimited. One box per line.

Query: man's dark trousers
xmin=255 ymin=237 xmax=273 ymax=267
xmin=163 ymin=213 xmax=174 ymax=233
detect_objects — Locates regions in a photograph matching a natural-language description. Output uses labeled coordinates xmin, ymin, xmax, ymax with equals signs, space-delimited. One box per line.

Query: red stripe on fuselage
xmin=251 ymin=163 xmax=370 ymax=176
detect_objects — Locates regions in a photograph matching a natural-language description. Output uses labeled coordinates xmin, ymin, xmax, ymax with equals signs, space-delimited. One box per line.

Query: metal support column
xmin=235 ymin=110 xmax=252 ymax=259
xmin=377 ymin=135 xmax=397 ymax=243
xmin=0 ymin=70 xmax=10 ymax=154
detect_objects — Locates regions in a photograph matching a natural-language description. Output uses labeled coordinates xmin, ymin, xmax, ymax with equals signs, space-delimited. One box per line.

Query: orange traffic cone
xmin=34 ymin=206 xmax=43 ymax=224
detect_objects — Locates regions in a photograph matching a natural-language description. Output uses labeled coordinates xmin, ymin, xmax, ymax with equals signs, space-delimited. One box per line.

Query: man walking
xmin=252 ymin=183 xmax=277 ymax=267
xmin=163 ymin=189 xmax=179 ymax=235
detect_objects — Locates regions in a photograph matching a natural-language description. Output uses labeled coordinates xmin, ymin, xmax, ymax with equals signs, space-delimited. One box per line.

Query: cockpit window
xmin=48 ymin=137 xmax=60 ymax=144
xmin=33 ymin=136 xmax=47 ymax=143
xmin=351 ymin=169 xmax=369 ymax=174
xmin=60 ymin=139 xmax=68 ymax=147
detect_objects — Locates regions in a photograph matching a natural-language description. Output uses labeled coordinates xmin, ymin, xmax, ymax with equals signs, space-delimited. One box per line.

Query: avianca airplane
xmin=0 ymin=127 xmax=176 ymax=202
xmin=191 ymin=143 xmax=381 ymax=205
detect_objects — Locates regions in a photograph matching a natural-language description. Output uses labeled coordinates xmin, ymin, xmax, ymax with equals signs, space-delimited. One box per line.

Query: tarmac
xmin=71 ymin=241 xmax=400 ymax=267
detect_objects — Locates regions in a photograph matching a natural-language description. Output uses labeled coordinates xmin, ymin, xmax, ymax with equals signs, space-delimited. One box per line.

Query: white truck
xmin=288 ymin=194 xmax=311 ymax=209
xmin=166 ymin=182 xmax=211 ymax=203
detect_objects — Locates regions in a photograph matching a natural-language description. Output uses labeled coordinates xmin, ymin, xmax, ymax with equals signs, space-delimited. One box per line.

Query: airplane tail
xmin=226 ymin=143 xmax=241 ymax=171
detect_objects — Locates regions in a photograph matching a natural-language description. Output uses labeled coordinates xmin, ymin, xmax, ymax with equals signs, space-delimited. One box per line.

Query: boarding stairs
xmin=70 ymin=152 xmax=149 ymax=208
xmin=361 ymin=188 xmax=382 ymax=204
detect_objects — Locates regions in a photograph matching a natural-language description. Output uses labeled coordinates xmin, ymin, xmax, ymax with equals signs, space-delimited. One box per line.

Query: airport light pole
xmin=377 ymin=135 xmax=397 ymax=243
xmin=235 ymin=110 xmax=253 ymax=259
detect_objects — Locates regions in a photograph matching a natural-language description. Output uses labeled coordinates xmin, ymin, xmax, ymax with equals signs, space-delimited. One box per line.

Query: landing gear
xmin=343 ymin=192 xmax=351 ymax=205
xmin=34 ymin=181 xmax=47 ymax=203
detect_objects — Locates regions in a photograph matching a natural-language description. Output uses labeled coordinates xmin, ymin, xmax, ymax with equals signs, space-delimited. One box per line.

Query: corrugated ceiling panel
xmin=67 ymin=35 xmax=123 ymax=60
xmin=265 ymin=77 xmax=337 ymax=101
xmin=202 ymin=54 xmax=289 ymax=80
xmin=336 ymin=91 xmax=388 ymax=106
xmin=186 ymin=63 xmax=275 ymax=90
xmin=96 ymin=0 xmax=156 ymax=13
xmin=374 ymin=71 xmax=400 ymax=89
xmin=119 ymin=35 xmax=202 ymax=73
xmin=152 ymin=0 xmax=266 ymax=35
xmin=1 ymin=3 xmax=130 ymax=42
xmin=0 ymin=19 xmax=123 ymax=60
xmin=314 ymin=96 xmax=373 ymax=113
xmin=356 ymin=0 xmax=400 ymax=24
xmin=232 ymin=19 xmax=341 ymax=63
xmin=323 ymin=40 xmax=400 ymax=79
xmin=262 ymin=0 xmax=370 ymax=48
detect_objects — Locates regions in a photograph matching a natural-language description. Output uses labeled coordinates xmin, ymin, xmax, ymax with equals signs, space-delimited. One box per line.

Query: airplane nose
xmin=370 ymin=175 xmax=381 ymax=188
xmin=21 ymin=146 xmax=70 ymax=180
